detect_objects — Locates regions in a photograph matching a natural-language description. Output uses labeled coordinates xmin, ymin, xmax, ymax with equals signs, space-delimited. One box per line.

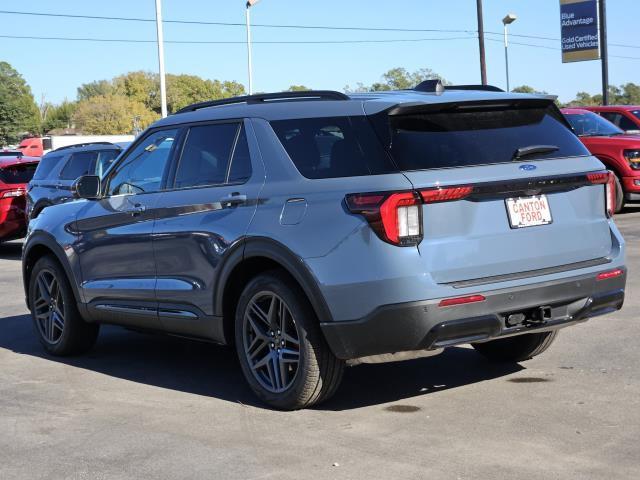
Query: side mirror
xmin=73 ymin=175 xmax=101 ymax=200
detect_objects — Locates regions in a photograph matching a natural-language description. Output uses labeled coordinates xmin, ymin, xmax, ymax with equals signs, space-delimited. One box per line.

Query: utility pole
xmin=154 ymin=0 xmax=168 ymax=117
xmin=476 ymin=0 xmax=487 ymax=85
xmin=599 ymin=0 xmax=609 ymax=105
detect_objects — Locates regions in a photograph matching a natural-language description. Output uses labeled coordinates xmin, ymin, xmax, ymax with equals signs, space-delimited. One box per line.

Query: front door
xmin=74 ymin=128 xmax=180 ymax=328
xmin=152 ymin=120 xmax=264 ymax=340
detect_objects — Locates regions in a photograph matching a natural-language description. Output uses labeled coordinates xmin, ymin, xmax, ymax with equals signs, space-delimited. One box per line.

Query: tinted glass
xmin=59 ymin=151 xmax=98 ymax=180
xmin=0 ymin=163 xmax=38 ymax=184
xmin=369 ymin=104 xmax=589 ymax=170
xmin=94 ymin=149 xmax=120 ymax=178
xmin=174 ymin=123 xmax=238 ymax=188
xmin=32 ymin=154 xmax=63 ymax=180
xmin=228 ymin=126 xmax=252 ymax=183
xmin=108 ymin=129 xmax=177 ymax=195
xmin=632 ymin=110 xmax=640 ymax=121
xmin=618 ymin=115 xmax=638 ymax=131
xmin=271 ymin=116 xmax=394 ymax=179
xmin=564 ymin=111 xmax=623 ymax=137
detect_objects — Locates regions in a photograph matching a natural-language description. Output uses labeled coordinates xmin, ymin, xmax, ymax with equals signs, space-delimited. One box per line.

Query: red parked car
xmin=562 ymin=108 xmax=640 ymax=212
xmin=582 ymin=105 xmax=640 ymax=134
xmin=0 ymin=152 xmax=39 ymax=242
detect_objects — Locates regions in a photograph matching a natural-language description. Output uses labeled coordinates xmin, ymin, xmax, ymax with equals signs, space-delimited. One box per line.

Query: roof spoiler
xmin=414 ymin=80 xmax=505 ymax=94
xmin=387 ymin=97 xmax=557 ymax=116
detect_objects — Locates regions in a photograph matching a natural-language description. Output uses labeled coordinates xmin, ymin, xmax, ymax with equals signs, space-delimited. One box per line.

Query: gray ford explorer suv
xmin=22 ymin=82 xmax=626 ymax=409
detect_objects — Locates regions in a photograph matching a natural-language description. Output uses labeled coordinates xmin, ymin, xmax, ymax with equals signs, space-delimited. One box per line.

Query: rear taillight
xmin=1 ymin=189 xmax=25 ymax=198
xmin=438 ymin=294 xmax=486 ymax=307
xmin=346 ymin=191 xmax=423 ymax=246
xmin=420 ymin=186 xmax=473 ymax=203
xmin=587 ymin=171 xmax=615 ymax=217
xmin=596 ymin=268 xmax=623 ymax=281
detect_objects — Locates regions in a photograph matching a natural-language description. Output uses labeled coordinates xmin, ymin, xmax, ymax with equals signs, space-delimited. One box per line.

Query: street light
xmin=502 ymin=13 xmax=517 ymax=92
xmin=155 ymin=0 xmax=168 ymax=118
xmin=246 ymin=0 xmax=261 ymax=95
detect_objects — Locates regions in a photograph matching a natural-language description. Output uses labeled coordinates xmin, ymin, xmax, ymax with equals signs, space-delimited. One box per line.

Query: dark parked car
xmin=22 ymin=85 xmax=626 ymax=409
xmin=0 ymin=152 xmax=39 ymax=242
xmin=27 ymin=142 xmax=124 ymax=218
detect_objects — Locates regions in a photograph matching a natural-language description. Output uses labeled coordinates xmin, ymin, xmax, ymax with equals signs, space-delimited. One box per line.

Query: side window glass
xmin=174 ymin=123 xmax=238 ymax=189
xmin=618 ymin=115 xmax=638 ymax=131
xmin=600 ymin=112 xmax=619 ymax=126
xmin=228 ymin=125 xmax=252 ymax=183
xmin=108 ymin=129 xmax=178 ymax=195
xmin=32 ymin=154 xmax=63 ymax=180
xmin=95 ymin=149 xmax=120 ymax=178
xmin=59 ymin=151 xmax=98 ymax=180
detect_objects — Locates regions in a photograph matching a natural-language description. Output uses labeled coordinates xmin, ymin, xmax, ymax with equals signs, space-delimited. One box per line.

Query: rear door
xmin=152 ymin=119 xmax=264 ymax=340
xmin=369 ymin=100 xmax=613 ymax=284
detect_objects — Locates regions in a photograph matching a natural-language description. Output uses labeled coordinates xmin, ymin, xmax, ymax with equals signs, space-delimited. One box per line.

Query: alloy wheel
xmin=242 ymin=291 xmax=301 ymax=393
xmin=33 ymin=269 xmax=65 ymax=344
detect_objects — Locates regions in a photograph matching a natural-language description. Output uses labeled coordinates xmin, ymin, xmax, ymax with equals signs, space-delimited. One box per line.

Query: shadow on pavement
xmin=0 ymin=313 xmax=523 ymax=411
xmin=0 ymin=241 xmax=22 ymax=261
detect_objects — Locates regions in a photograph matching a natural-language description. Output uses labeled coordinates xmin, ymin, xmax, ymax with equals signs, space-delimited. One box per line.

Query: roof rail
xmin=52 ymin=141 xmax=119 ymax=152
xmin=175 ymin=90 xmax=350 ymax=114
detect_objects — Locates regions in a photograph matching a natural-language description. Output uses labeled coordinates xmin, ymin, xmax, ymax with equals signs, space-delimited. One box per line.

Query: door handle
xmin=220 ymin=192 xmax=247 ymax=207
xmin=125 ymin=203 xmax=146 ymax=215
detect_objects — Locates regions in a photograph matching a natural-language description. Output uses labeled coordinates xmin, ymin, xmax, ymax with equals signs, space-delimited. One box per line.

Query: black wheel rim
xmin=242 ymin=291 xmax=301 ymax=393
xmin=33 ymin=269 xmax=65 ymax=344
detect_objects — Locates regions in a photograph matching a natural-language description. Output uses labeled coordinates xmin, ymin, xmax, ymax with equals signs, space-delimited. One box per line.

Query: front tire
xmin=472 ymin=330 xmax=558 ymax=362
xmin=235 ymin=271 xmax=344 ymax=410
xmin=28 ymin=255 xmax=99 ymax=355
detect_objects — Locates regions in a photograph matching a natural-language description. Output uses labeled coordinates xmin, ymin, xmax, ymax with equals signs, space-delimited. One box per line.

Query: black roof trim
xmin=414 ymin=80 xmax=505 ymax=94
xmin=175 ymin=90 xmax=350 ymax=114
xmin=51 ymin=142 xmax=120 ymax=152
xmin=447 ymin=84 xmax=505 ymax=92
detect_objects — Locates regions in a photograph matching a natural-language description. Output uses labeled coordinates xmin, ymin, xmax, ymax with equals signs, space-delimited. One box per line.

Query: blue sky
xmin=0 ymin=0 xmax=638 ymax=105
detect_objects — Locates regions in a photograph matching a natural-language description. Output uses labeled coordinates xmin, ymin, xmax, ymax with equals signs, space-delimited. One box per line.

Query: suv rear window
xmin=271 ymin=116 xmax=395 ymax=179
xmin=33 ymin=154 xmax=64 ymax=180
xmin=0 ymin=163 xmax=38 ymax=184
xmin=370 ymin=103 xmax=589 ymax=170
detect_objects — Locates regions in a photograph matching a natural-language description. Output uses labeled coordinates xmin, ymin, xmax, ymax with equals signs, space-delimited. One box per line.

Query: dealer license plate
xmin=505 ymin=195 xmax=553 ymax=228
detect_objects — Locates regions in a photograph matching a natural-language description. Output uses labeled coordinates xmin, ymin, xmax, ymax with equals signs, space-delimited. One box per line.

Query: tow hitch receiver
xmin=506 ymin=306 xmax=552 ymax=327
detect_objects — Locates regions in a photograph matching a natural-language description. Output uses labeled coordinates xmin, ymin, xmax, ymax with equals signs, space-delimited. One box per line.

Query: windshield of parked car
xmin=564 ymin=111 xmax=624 ymax=137
xmin=0 ymin=163 xmax=38 ymax=184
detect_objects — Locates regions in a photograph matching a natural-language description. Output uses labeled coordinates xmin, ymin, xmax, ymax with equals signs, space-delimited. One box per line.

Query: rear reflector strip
xmin=420 ymin=186 xmax=473 ymax=203
xmin=438 ymin=294 xmax=486 ymax=307
xmin=587 ymin=172 xmax=608 ymax=185
xmin=596 ymin=268 xmax=624 ymax=281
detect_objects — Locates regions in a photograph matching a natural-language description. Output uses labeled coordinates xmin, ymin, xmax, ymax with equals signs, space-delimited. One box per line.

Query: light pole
xmin=246 ymin=0 xmax=260 ymax=95
xmin=502 ymin=13 xmax=517 ymax=92
xmin=476 ymin=0 xmax=487 ymax=85
xmin=154 ymin=0 xmax=168 ymax=117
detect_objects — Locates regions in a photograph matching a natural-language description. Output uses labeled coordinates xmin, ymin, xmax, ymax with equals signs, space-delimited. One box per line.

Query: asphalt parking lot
xmin=1 ymin=210 xmax=639 ymax=480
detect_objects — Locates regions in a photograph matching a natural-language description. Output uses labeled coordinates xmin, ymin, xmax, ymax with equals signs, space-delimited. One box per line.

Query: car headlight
xmin=624 ymin=149 xmax=640 ymax=170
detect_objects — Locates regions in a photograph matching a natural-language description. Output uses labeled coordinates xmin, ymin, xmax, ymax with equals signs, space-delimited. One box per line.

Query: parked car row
xmin=20 ymin=83 xmax=627 ymax=409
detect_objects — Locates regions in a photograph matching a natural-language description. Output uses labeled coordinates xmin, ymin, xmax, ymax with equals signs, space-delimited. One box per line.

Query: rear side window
xmin=32 ymin=154 xmax=64 ymax=180
xmin=271 ymin=116 xmax=395 ymax=179
xmin=59 ymin=151 xmax=98 ymax=180
xmin=371 ymin=104 xmax=590 ymax=170
xmin=173 ymin=123 xmax=253 ymax=188
xmin=0 ymin=163 xmax=38 ymax=184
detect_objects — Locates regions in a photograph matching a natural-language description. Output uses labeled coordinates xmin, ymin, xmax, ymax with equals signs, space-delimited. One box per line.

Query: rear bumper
xmin=320 ymin=269 xmax=626 ymax=360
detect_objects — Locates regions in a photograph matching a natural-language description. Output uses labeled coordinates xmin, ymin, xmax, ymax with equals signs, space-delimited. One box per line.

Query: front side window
xmin=108 ymin=129 xmax=178 ymax=195
xmin=618 ymin=114 xmax=639 ymax=131
xmin=173 ymin=123 xmax=253 ymax=188
xmin=59 ymin=151 xmax=98 ymax=180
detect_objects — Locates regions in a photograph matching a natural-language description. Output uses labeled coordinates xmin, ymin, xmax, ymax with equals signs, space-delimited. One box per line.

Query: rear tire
xmin=235 ymin=270 xmax=344 ymax=410
xmin=472 ymin=330 xmax=558 ymax=362
xmin=28 ymin=255 xmax=99 ymax=356
xmin=614 ymin=174 xmax=625 ymax=213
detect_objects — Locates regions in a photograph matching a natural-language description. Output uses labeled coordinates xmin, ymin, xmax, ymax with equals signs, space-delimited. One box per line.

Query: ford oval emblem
xmin=519 ymin=164 xmax=537 ymax=171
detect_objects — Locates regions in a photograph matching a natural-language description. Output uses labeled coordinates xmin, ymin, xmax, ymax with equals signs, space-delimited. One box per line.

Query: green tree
xmin=165 ymin=75 xmax=245 ymax=113
xmin=345 ymin=67 xmax=448 ymax=93
xmin=287 ymin=85 xmax=310 ymax=92
xmin=42 ymin=100 xmax=77 ymax=133
xmin=0 ymin=61 xmax=41 ymax=144
xmin=73 ymin=94 xmax=158 ymax=135
xmin=113 ymin=71 xmax=159 ymax=111
xmin=77 ymin=79 xmax=114 ymax=101
xmin=511 ymin=85 xmax=550 ymax=94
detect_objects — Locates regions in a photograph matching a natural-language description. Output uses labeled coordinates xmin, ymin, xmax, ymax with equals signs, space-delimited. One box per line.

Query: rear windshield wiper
xmin=512 ymin=145 xmax=559 ymax=161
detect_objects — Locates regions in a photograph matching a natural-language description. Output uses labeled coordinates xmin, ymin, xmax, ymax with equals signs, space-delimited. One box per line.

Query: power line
xmin=1 ymin=9 xmax=637 ymax=50
xmin=485 ymin=37 xmax=640 ymax=60
xmin=0 ymin=33 xmax=476 ymax=45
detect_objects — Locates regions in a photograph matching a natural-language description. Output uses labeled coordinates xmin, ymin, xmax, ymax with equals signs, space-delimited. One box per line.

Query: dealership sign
xmin=560 ymin=0 xmax=600 ymax=63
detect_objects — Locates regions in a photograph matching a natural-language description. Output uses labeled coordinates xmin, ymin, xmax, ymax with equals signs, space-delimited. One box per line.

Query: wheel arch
xmin=217 ymin=237 xmax=334 ymax=345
